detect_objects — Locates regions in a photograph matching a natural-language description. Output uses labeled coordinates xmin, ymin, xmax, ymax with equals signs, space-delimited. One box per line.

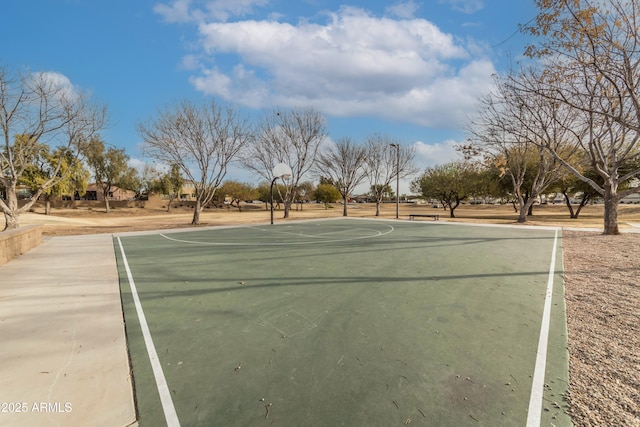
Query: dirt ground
xmin=9 ymin=201 xmax=640 ymax=426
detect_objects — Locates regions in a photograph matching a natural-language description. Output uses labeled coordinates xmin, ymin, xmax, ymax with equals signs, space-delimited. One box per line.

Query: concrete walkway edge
xmin=0 ymin=234 xmax=136 ymax=427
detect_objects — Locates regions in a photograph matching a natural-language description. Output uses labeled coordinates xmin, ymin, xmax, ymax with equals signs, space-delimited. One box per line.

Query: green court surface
xmin=114 ymin=218 xmax=571 ymax=426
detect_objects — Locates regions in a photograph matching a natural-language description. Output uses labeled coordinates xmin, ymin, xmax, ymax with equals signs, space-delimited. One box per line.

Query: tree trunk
xmin=449 ymin=199 xmax=462 ymax=218
xmin=571 ymin=194 xmax=591 ymax=219
xmin=1 ymin=181 xmax=21 ymax=230
xmin=517 ymin=209 xmax=527 ymax=223
xmin=191 ymin=199 xmax=202 ymax=225
xmin=3 ymin=211 xmax=19 ymax=231
xmin=45 ymin=196 xmax=51 ymax=215
xmin=342 ymin=195 xmax=348 ymax=216
xmin=375 ymin=201 xmax=381 ymax=216
xmin=515 ymin=191 xmax=527 ymax=223
xmin=167 ymin=196 xmax=173 ymax=213
xmin=603 ymin=188 xmax=620 ymax=235
xmin=518 ymin=199 xmax=534 ymax=223
xmin=562 ymin=192 xmax=576 ymax=218
xmin=99 ymin=183 xmax=111 ymax=213
xmin=283 ymin=201 xmax=291 ymax=218
xmin=447 ymin=202 xmax=456 ymax=218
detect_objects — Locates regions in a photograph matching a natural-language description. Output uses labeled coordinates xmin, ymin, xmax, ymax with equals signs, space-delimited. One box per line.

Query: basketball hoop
xmin=271 ymin=163 xmax=292 ymax=224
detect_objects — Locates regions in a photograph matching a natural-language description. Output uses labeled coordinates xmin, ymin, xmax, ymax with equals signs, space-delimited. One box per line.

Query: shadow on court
xmin=115 ymin=218 xmax=571 ymax=426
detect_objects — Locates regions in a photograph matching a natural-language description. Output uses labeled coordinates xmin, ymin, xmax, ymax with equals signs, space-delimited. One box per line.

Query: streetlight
xmin=270 ymin=163 xmax=292 ymax=225
xmin=390 ymin=143 xmax=400 ymax=219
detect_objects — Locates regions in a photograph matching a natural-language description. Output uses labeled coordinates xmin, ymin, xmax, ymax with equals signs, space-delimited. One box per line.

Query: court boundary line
xmin=398 ymin=218 xmax=562 ymax=232
xmin=116 ymin=237 xmax=181 ymax=427
xmin=526 ymin=229 xmax=559 ymax=426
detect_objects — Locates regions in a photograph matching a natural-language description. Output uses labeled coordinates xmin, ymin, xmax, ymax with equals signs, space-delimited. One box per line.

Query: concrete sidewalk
xmin=0 ymin=234 xmax=136 ymax=427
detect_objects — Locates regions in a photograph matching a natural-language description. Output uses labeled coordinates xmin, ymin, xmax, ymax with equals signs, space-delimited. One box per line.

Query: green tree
xmin=150 ymin=164 xmax=185 ymax=212
xmin=314 ymin=183 xmax=341 ymax=209
xmin=547 ymin=156 xmax=600 ymax=219
xmin=410 ymin=162 xmax=480 ymax=218
xmin=293 ymin=181 xmax=315 ymax=211
xmin=85 ymin=137 xmax=138 ymax=213
xmin=471 ymin=165 xmax=505 ymax=204
xmin=255 ymin=182 xmax=286 ymax=210
xmin=20 ymin=142 xmax=90 ymax=214
xmin=139 ymin=164 xmax=161 ymax=198
xmin=218 ymin=181 xmax=257 ymax=212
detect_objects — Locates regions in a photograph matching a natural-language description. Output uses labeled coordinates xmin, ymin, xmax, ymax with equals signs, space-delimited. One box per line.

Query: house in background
xmin=179 ymin=181 xmax=196 ymax=201
xmin=84 ymin=183 xmax=136 ymax=201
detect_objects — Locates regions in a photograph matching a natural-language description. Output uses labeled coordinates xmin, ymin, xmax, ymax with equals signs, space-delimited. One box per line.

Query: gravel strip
xmin=563 ymin=230 xmax=640 ymax=426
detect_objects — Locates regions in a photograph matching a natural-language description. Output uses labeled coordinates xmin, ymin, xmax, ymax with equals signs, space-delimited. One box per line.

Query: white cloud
xmin=153 ymin=0 xmax=194 ymax=23
xmin=189 ymin=64 xmax=269 ymax=108
xmin=154 ymin=0 xmax=269 ymax=23
xmin=30 ymin=71 xmax=82 ymax=101
xmin=439 ymin=0 xmax=485 ymax=14
xmin=204 ymin=0 xmax=270 ymax=22
xmin=182 ymin=6 xmax=496 ymax=129
xmin=413 ymin=139 xmax=463 ymax=167
xmin=128 ymin=158 xmax=149 ymax=175
xmin=385 ymin=0 xmax=421 ymax=19
xmin=179 ymin=54 xmax=202 ymax=70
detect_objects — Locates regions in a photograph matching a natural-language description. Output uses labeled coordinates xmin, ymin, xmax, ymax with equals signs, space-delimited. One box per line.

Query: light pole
xmin=390 ymin=143 xmax=400 ymax=219
xmin=270 ymin=163 xmax=292 ymax=225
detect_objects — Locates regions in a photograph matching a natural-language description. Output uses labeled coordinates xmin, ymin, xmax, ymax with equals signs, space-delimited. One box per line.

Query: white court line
xmin=526 ymin=230 xmax=558 ymax=427
xmin=117 ymin=237 xmax=181 ymax=427
xmin=159 ymin=223 xmax=394 ymax=246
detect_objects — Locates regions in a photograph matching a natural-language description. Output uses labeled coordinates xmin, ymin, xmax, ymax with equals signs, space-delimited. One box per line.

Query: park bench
xmin=408 ymin=213 xmax=440 ymax=221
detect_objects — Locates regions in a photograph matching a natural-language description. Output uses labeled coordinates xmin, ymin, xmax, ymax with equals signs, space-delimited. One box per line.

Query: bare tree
xmin=314 ymin=137 xmax=367 ymax=216
xmin=241 ymin=108 xmax=327 ymax=218
xmin=363 ymin=134 xmax=417 ymax=216
xmin=467 ymin=74 xmax=575 ymax=222
xmin=0 ymin=66 xmax=107 ymax=230
xmin=137 ymin=99 xmax=252 ymax=225
xmin=521 ymin=0 xmax=640 ymax=234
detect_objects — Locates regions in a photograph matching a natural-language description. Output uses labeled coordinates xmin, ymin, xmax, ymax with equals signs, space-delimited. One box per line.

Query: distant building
xmin=84 ymin=184 xmax=136 ymax=201
xmin=180 ymin=181 xmax=197 ymax=201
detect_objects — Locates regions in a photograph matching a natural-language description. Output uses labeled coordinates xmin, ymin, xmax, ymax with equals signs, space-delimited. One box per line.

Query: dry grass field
xmin=8 ymin=200 xmax=640 ymax=426
xmin=13 ymin=200 xmax=640 ymax=236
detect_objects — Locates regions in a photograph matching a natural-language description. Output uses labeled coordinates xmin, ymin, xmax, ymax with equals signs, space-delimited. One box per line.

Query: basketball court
xmin=114 ymin=218 xmax=570 ymax=426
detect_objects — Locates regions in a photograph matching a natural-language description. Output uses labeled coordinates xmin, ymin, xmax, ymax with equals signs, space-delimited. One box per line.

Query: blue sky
xmin=3 ymin=0 xmax=537 ymax=193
